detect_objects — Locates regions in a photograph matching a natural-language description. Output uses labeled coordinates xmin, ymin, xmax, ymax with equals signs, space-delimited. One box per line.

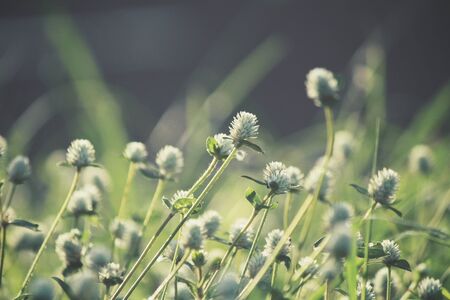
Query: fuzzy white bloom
xmin=82 ymin=168 xmax=111 ymax=193
xmin=171 ymin=190 xmax=191 ymax=203
xmin=55 ymin=229 xmax=83 ymax=267
xmin=85 ymin=246 xmax=111 ymax=272
xmin=99 ymin=262 xmax=124 ymax=286
xmin=304 ymin=165 xmax=334 ymax=202
xmin=409 ymin=144 xmax=434 ymax=174
xmin=285 ymin=166 xmax=304 ymax=189
xmin=334 ymin=130 xmax=355 ymax=161
xmin=247 ymin=252 xmax=267 ymax=278
xmin=7 ymin=155 xmax=31 ymax=184
xmin=320 ymin=258 xmax=342 ymax=281
xmin=417 ymin=277 xmax=442 ymax=300
xmin=327 ymin=225 xmax=351 ymax=258
xmin=200 ymin=210 xmax=222 ymax=238
xmin=325 ymin=202 xmax=354 ymax=228
xmin=263 ymin=161 xmax=291 ymax=194
xmin=162 ymin=240 xmax=185 ymax=263
xmin=0 ymin=135 xmax=6 ymax=157
xmin=357 ymin=280 xmax=375 ymax=300
xmin=10 ymin=228 xmax=44 ymax=253
xmin=305 ymin=68 xmax=339 ymax=106
xmin=182 ymin=219 xmax=204 ymax=250
xmin=229 ymin=111 xmax=259 ymax=144
xmin=29 ymin=278 xmax=55 ymax=300
xmin=67 ymin=271 xmax=101 ymax=300
xmin=215 ymin=272 xmax=239 ymax=300
xmin=68 ymin=190 xmax=94 ymax=216
xmin=381 ymin=240 xmax=401 ymax=264
xmin=297 ymin=256 xmax=319 ymax=277
xmin=374 ymin=268 xmax=400 ymax=298
xmin=66 ymin=139 xmax=96 ymax=168
xmin=368 ymin=168 xmax=399 ymax=205
xmin=113 ymin=220 xmax=141 ymax=257
xmin=262 ymin=229 xmax=291 ymax=259
xmin=214 ymin=133 xmax=234 ymax=159
xmin=123 ymin=142 xmax=148 ymax=163
xmin=229 ymin=219 xmax=254 ymax=249
xmin=156 ymin=145 xmax=184 ymax=178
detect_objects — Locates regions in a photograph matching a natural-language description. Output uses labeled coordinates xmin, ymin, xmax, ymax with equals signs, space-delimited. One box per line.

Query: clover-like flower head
xmin=229 ymin=111 xmax=259 ymax=144
xmin=409 ymin=144 xmax=434 ymax=175
xmin=263 ymin=161 xmax=291 ymax=194
xmin=247 ymin=252 xmax=267 ymax=278
xmin=123 ymin=142 xmax=148 ymax=163
xmin=417 ymin=277 xmax=442 ymax=300
xmin=334 ymin=130 xmax=355 ymax=161
xmin=368 ymin=168 xmax=399 ymax=205
xmin=381 ymin=239 xmax=401 ymax=265
xmin=285 ymin=166 xmax=304 ymax=190
xmin=304 ymin=164 xmax=334 ymax=202
xmin=213 ymin=133 xmax=234 ymax=159
xmin=229 ymin=219 xmax=254 ymax=249
xmin=262 ymin=229 xmax=291 ymax=260
xmin=182 ymin=219 xmax=204 ymax=250
xmin=99 ymin=262 xmax=125 ymax=287
xmin=305 ymin=68 xmax=339 ymax=107
xmin=156 ymin=145 xmax=184 ymax=179
xmin=357 ymin=280 xmax=375 ymax=300
xmin=200 ymin=210 xmax=222 ymax=238
xmin=7 ymin=155 xmax=31 ymax=184
xmin=55 ymin=229 xmax=83 ymax=267
xmin=327 ymin=225 xmax=351 ymax=258
xmin=66 ymin=139 xmax=96 ymax=168
xmin=324 ymin=202 xmax=354 ymax=229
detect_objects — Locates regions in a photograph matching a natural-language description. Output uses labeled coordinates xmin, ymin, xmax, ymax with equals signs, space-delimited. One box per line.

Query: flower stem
xmin=238 ymin=107 xmax=334 ymax=299
xmin=266 ymin=262 xmax=279 ymax=300
xmin=188 ymin=158 xmax=218 ymax=195
xmin=386 ymin=266 xmax=392 ymax=300
xmin=283 ymin=192 xmax=292 ymax=230
xmin=114 ymin=148 xmax=237 ymax=300
xmin=149 ymin=250 xmax=191 ymax=300
xmin=16 ymin=168 xmax=81 ymax=298
xmin=3 ymin=184 xmax=16 ymax=210
xmin=142 ymin=179 xmax=166 ymax=231
xmin=324 ymin=280 xmax=331 ymax=300
xmin=0 ymin=225 xmax=7 ymax=287
xmin=118 ymin=163 xmax=136 ymax=218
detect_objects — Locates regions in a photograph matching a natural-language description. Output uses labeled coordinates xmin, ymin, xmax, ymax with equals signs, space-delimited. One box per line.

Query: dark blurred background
xmin=0 ymin=0 xmax=449 ymax=153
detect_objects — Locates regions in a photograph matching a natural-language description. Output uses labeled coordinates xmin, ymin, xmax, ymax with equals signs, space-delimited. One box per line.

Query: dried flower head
xmin=7 ymin=155 xmax=31 ymax=184
xmin=0 ymin=135 xmax=7 ymax=157
xmin=66 ymin=139 xmax=96 ymax=168
xmin=229 ymin=111 xmax=259 ymax=144
xmin=409 ymin=144 xmax=434 ymax=175
xmin=285 ymin=166 xmax=304 ymax=190
xmin=381 ymin=240 xmax=401 ymax=265
xmin=200 ymin=210 xmax=222 ymax=238
xmin=368 ymin=168 xmax=399 ymax=205
xmin=263 ymin=161 xmax=291 ymax=194
xmin=327 ymin=225 xmax=351 ymax=258
xmin=123 ymin=142 xmax=148 ymax=163
xmin=334 ymin=130 xmax=356 ymax=161
xmin=305 ymin=68 xmax=339 ymax=107
xmin=182 ymin=219 xmax=204 ymax=250
xmin=374 ymin=268 xmax=400 ymax=298
xmin=229 ymin=219 xmax=254 ymax=249
xmin=156 ymin=145 xmax=184 ymax=179
xmin=29 ymin=278 xmax=55 ymax=300
xmin=99 ymin=262 xmax=125 ymax=287
xmin=55 ymin=229 xmax=83 ymax=268
xmin=417 ymin=277 xmax=442 ymax=300
xmin=304 ymin=165 xmax=334 ymax=202
xmin=213 ymin=133 xmax=234 ymax=159
xmin=325 ymin=202 xmax=354 ymax=229
xmin=262 ymin=229 xmax=291 ymax=259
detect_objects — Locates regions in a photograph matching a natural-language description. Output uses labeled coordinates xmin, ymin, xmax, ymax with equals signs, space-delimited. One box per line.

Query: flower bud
xmin=191 ymin=250 xmax=207 ymax=267
xmin=305 ymin=67 xmax=339 ymax=107
xmin=229 ymin=219 xmax=254 ymax=249
xmin=263 ymin=161 xmax=290 ymax=194
xmin=66 ymin=139 xmax=96 ymax=168
xmin=409 ymin=144 xmax=434 ymax=175
xmin=262 ymin=229 xmax=291 ymax=260
xmin=7 ymin=155 xmax=31 ymax=184
xmin=229 ymin=111 xmax=259 ymax=144
xmin=200 ymin=210 xmax=222 ymax=238
xmin=99 ymin=262 xmax=125 ymax=287
xmin=213 ymin=133 xmax=234 ymax=159
xmin=182 ymin=219 xmax=204 ymax=250
xmin=368 ymin=168 xmax=399 ymax=205
xmin=381 ymin=239 xmax=401 ymax=265
xmin=156 ymin=145 xmax=184 ymax=179
xmin=417 ymin=277 xmax=442 ymax=300
xmin=123 ymin=142 xmax=148 ymax=163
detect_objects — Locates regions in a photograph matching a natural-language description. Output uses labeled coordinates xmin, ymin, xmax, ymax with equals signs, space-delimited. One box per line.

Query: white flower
xmin=285 ymin=166 xmax=304 ymax=189
xmin=262 ymin=229 xmax=291 ymax=259
xmin=368 ymin=168 xmax=399 ymax=205
xmin=213 ymin=133 xmax=234 ymax=159
xmin=55 ymin=229 xmax=83 ymax=267
xmin=67 ymin=271 xmax=101 ymax=300
xmin=229 ymin=111 xmax=259 ymax=144
xmin=182 ymin=219 xmax=204 ymax=250
xmin=85 ymin=246 xmax=111 ymax=272
xmin=409 ymin=144 xmax=434 ymax=174
xmin=229 ymin=219 xmax=254 ymax=249
xmin=156 ymin=145 xmax=184 ymax=178
xmin=381 ymin=240 xmax=401 ymax=265
xmin=263 ymin=161 xmax=291 ymax=194
xmin=162 ymin=240 xmax=185 ymax=263
xmin=357 ymin=280 xmax=375 ymax=300
xmin=247 ymin=252 xmax=267 ymax=278
xmin=123 ymin=142 xmax=148 ymax=163
xmin=82 ymin=168 xmax=111 ymax=192
xmin=374 ymin=268 xmax=400 ymax=298
xmin=113 ymin=220 xmax=141 ymax=257
xmin=66 ymin=139 xmax=96 ymax=168
xmin=304 ymin=164 xmax=334 ymax=202
xmin=334 ymin=130 xmax=355 ymax=161
xmin=327 ymin=225 xmax=351 ymax=258
xmin=200 ymin=210 xmax=222 ymax=238
xmin=68 ymin=190 xmax=95 ymax=216
xmin=297 ymin=256 xmax=318 ymax=278
xmin=417 ymin=277 xmax=442 ymax=300
xmin=325 ymin=202 xmax=353 ymax=228
xmin=305 ymin=68 xmax=339 ymax=106
xmin=7 ymin=155 xmax=31 ymax=184
xmin=99 ymin=262 xmax=124 ymax=287
xmin=215 ymin=272 xmax=239 ymax=299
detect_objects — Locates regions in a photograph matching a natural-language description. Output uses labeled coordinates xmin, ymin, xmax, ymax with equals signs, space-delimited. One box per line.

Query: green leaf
xmin=241 ymin=175 xmax=266 ymax=186
xmin=172 ymin=197 xmax=198 ymax=215
xmin=349 ymin=184 xmax=369 ymax=197
xmin=138 ymin=165 xmax=161 ymax=179
xmin=357 ymin=242 xmax=385 ymax=259
xmin=240 ymin=140 xmax=264 ymax=153
xmin=88 ymin=163 xmax=103 ymax=168
xmin=383 ymin=205 xmax=403 ymax=217
xmin=442 ymin=288 xmax=450 ymax=299
xmin=57 ymin=161 xmax=72 ymax=168
xmin=162 ymin=196 xmax=172 ymax=210
xmin=390 ymin=259 xmax=411 ymax=271
xmin=206 ymin=136 xmax=219 ymax=156
xmin=313 ymin=236 xmax=326 ymax=248
xmin=52 ymin=277 xmax=77 ymax=300
xmin=9 ymin=219 xmax=40 ymax=231
xmin=245 ymin=187 xmax=262 ymax=207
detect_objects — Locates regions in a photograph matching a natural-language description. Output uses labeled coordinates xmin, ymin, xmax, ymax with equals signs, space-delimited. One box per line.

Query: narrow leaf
xmin=245 ymin=187 xmax=262 ymax=206
xmin=349 ymin=184 xmax=369 ymax=197
xmin=138 ymin=165 xmax=161 ymax=179
xmin=442 ymin=288 xmax=450 ymax=299
xmin=383 ymin=205 xmax=403 ymax=217
xmin=390 ymin=259 xmax=411 ymax=271
xmin=241 ymin=175 xmax=266 ymax=186
xmin=9 ymin=219 xmax=40 ymax=231
xmin=162 ymin=196 xmax=172 ymax=210
xmin=241 ymin=140 xmax=264 ymax=153
xmin=52 ymin=277 xmax=77 ymax=300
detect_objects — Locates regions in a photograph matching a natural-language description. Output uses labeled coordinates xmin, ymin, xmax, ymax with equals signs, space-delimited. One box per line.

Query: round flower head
xmin=417 ymin=277 xmax=442 ymax=300
xmin=215 ymin=272 xmax=239 ymax=299
xmin=0 ymin=135 xmax=7 ymax=157
xmin=191 ymin=250 xmax=207 ymax=267
xmin=213 ymin=133 xmax=234 ymax=159
xmin=7 ymin=155 xmax=31 ymax=184
xmin=247 ymin=252 xmax=267 ymax=278
xmin=381 ymin=240 xmax=400 ymax=265
xmin=66 ymin=139 xmax=95 ymax=168
xmin=29 ymin=278 xmax=55 ymax=300
xmin=368 ymin=168 xmax=399 ymax=205
xmin=327 ymin=225 xmax=351 ymax=258
xmin=99 ymin=262 xmax=125 ymax=287
xmin=320 ymin=258 xmax=342 ymax=281
xmin=123 ymin=141 xmax=148 ymax=163
xmin=374 ymin=268 xmax=400 ymax=299
xmin=305 ymin=67 xmax=339 ymax=107
xmin=182 ymin=219 xmax=204 ymax=250
xmin=83 ymin=184 xmax=101 ymax=210
xmin=325 ymin=202 xmax=354 ymax=229
xmin=409 ymin=144 xmax=434 ymax=174
xmin=334 ymin=130 xmax=355 ymax=161
xmin=156 ymin=145 xmax=184 ymax=179
xmin=229 ymin=111 xmax=259 ymax=144
xmin=200 ymin=210 xmax=222 ymax=238
xmin=357 ymin=280 xmax=375 ymax=300
xmin=120 ymin=221 xmax=142 ymax=257
xmin=263 ymin=161 xmax=291 ymax=194
xmin=162 ymin=240 xmax=185 ymax=263
xmin=10 ymin=229 xmax=44 ymax=252
xmin=82 ymin=168 xmax=111 ymax=193
xmin=229 ymin=219 xmax=254 ymax=249
xmin=68 ymin=271 xmax=101 ymax=300
xmin=285 ymin=166 xmax=304 ymax=190
xmin=55 ymin=229 xmax=83 ymax=268
xmin=68 ymin=189 xmax=95 ymax=216
xmin=297 ymin=256 xmax=319 ymax=278
xmin=262 ymin=229 xmax=291 ymax=259
xmin=85 ymin=246 xmax=111 ymax=272
xmin=304 ymin=165 xmax=334 ymax=202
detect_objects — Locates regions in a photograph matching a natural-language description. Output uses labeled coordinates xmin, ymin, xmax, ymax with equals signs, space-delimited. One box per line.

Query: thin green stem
xmin=16 ymin=169 xmax=81 ymax=298
xmin=386 ymin=266 xmax=392 ymax=300
xmin=266 ymin=262 xmax=278 ymax=300
xmin=114 ymin=148 xmax=237 ymax=300
xmin=188 ymin=158 xmax=218 ymax=195
xmin=283 ymin=192 xmax=292 ymax=230
xmin=217 ymin=248 xmax=237 ymax=283
xmin=142 ymin=179 xmax=166 ymax=232
xmin=150 ymin=250 xmax=191 ymax=300
xmin=118 ymin=163 xmax=136 ymax=218
xmin=3 ymin=184 xmax=16 ymax=210
xmin=324 ymin=280 xmax=331 ymax=300
xmin=104 ymin=286 xmax=111 ymax=300
xmin=0 ymin=225 xmax=7 ymax=287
